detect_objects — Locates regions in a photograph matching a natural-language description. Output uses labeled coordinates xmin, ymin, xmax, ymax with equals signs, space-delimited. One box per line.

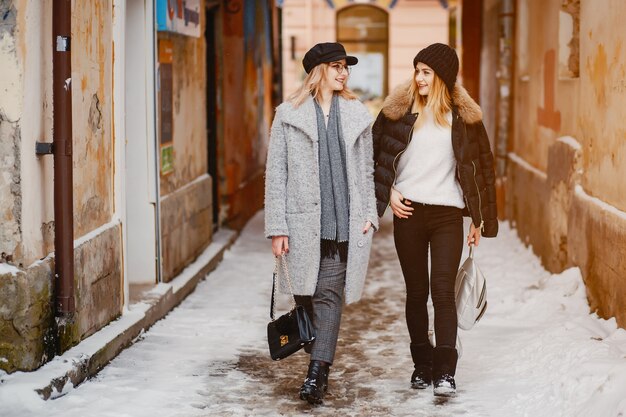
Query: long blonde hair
xmin=287 ymin=63 xmax=359 ymax=107
xmin=408 ymin=70 xmax=452 ymax=129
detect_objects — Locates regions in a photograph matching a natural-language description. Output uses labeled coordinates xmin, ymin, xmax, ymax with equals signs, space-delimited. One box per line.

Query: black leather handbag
xmin=267 ymin=256 xmax=315 ymax=361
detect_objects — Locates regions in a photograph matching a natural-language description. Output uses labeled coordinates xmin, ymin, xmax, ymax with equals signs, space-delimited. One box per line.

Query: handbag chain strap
xmin=270 ymin=255 xmax=297 ymax=321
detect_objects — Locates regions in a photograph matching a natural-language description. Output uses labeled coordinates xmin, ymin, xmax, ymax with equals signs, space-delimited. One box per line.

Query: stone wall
xmin=71 ymin=224 xmax=123 ymax=345
xmin=507 ymin=0 xmax=626 ymax=326
xmin=0 ymin=113 xmax=21 ymax=264
xmin=161 ymin=175 xmax=212 ymax=282
xmin=0 ymin=260 xmax=54 ymax=373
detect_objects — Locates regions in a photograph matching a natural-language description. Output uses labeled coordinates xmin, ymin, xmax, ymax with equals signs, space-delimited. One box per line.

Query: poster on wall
xmin=156 ymin=0 xmax=201 ymax=38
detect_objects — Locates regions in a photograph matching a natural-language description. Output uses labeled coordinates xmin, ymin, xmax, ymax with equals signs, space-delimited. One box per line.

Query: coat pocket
xmin=285 ymin=212 xmax=319 ymax=250
xmin=284 ymin=212 xmax=320 ymax=295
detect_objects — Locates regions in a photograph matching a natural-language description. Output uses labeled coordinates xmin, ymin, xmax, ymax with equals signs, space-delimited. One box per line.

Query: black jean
xmin=393 ymin=202 xmax=463 ymax=348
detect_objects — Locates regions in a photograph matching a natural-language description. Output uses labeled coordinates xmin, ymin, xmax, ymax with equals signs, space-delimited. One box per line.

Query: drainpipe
xmin=52 ymin=0 xmax=75 ymax=315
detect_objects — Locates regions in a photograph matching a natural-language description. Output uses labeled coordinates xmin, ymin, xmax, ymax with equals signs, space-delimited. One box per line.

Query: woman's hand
xmin=363 ymin=220 xmax=373 ymax=234
xmin=467 ymin=223 xmax=481 ymax=246
xmin=390 ymin=188 xmax=413 ymax=219
xmin=272 ymin=236 xmax=289 ymax=256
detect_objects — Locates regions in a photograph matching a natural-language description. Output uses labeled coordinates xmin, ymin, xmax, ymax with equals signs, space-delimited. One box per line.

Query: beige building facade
xmin=280 ymin=0 xmax=449 ymax=100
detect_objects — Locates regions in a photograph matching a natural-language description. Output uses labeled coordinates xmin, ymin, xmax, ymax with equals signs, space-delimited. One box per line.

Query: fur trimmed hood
xmin=381 ymin=80 xmax=483 ymax=124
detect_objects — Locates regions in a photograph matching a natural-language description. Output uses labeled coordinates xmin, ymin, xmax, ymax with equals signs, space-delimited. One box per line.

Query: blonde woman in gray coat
xmin=264 ymin=42 xmax=378 ymax=405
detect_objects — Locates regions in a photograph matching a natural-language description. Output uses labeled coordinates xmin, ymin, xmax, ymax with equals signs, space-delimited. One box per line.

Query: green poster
xmin=161 ymin=145 xmax=174 ymax=175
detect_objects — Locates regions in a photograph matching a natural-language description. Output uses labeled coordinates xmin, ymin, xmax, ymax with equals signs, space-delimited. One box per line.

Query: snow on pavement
xmin=2 ymin=211 xmax=626 ymax=417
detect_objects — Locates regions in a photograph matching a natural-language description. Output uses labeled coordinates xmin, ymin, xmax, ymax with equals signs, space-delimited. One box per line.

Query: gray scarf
xmin=315 ymin=94 xmax=350 ymax=253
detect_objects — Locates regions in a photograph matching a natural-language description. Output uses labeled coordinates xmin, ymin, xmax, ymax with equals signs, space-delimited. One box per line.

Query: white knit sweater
xmin=394 ymin=111 xmax=465 ymax=208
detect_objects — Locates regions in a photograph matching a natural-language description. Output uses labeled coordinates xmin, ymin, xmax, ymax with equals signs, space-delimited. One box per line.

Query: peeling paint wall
xmin=509 ymin=0 xmax=626 ymax=326
xmin=0 ymin=0 xmax=23 ymax=264
xmin=72 ymin=0 xmax=114 ymax=236
xmin=578 ymin=1 xmax=626 ymax=212
xmin=156 ymin=4 xmax=212 ymax=281
xmin=0 ymin=114 xmax=21 ymax=263
xmin=157 ymin=30 xmax=207 ymax=196
xmin=0 ymin=0 xmax=123 ymax=372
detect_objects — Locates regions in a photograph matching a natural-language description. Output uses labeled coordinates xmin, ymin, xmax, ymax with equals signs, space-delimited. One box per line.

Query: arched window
xmin=337 ymin=5 xmax=389 ymax=98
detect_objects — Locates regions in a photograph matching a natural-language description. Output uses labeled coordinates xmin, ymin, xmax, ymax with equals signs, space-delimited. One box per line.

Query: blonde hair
xmin=287 ymin=63 xmax=359 ymax=107
xmin=408 ymin=70 xmax=452 ymax=129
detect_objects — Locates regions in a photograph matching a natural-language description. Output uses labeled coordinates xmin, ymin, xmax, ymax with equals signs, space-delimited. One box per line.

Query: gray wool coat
xmin=264 ymin=95 xmax=378 ymax=304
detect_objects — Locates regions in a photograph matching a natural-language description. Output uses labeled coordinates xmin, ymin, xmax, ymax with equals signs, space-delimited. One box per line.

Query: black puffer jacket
xmin=372 ymin=81 xmax=498 ymax=237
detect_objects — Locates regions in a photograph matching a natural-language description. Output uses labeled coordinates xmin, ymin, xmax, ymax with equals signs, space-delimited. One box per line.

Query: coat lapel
xmin=339 ymin=97 xmax=371 ymax=147
xmin=281 ymin=97 xmax=319 ymax=142
xmin=281 ymin=96 xmax=372 ymax=146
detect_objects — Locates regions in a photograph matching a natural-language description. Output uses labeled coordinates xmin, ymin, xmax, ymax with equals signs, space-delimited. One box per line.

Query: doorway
xmin=206 ymin=4 xmax=219 ymax=228
xmin=125 ymin=0 xmax=160 ymax=298
xmin=337 ymin=5 xmax=389 ymax=99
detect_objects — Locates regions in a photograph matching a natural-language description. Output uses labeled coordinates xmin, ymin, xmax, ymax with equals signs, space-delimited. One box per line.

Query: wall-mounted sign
xmin=156 ymin=0 xmax=201 ymax=38
xmin=161 ymin=146 xmax=174 ymax=174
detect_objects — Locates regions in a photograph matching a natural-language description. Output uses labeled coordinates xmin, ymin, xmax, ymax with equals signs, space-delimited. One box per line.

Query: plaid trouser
xmin=294 ymin=253 xmax=347 ymax=364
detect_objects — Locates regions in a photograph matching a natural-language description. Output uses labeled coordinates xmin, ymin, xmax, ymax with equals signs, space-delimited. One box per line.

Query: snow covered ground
xmin=2 ymin=210 xmax=626 ymax=417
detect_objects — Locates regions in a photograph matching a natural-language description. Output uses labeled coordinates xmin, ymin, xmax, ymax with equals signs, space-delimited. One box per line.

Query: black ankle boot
xmin=433 ymin=374 xmax=456 ymax=396
xmin=411 ymin=367 xmax=432 ymax=390
xmin=410 ymin=342 xmax=433 ymax=389
xmin=432 ymin=346 xmax=458 ymax=397
xmin=299 ymin=360 xmax=329 ymax=404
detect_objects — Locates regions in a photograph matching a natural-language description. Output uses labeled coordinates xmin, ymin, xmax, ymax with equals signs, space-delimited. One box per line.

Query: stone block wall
xmin=161 ymin=175 xmax=213 ymax=282
xmin=0 ymin=260 xmax=54 ymax=373
xmin=507 ymin=138 xmax=626 ymax=326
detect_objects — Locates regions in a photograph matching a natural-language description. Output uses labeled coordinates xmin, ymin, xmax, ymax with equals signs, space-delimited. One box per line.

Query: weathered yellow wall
xmin=1 ymin=0 xmax=123 ymax=371
xmin=157 ymin=7 xmax=212 ymax=282
xmin=158 ymin=31 xmax=208 ymax=196
xmin=578 ymin=0 xmax=626 ymax=211
xmin=509 ymin=0 xmax=626 ymax=326
xmin=72 ymin=0 xmax=114 ymax=236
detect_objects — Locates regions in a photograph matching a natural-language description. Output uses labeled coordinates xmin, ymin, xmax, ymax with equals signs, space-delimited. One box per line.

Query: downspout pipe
xmin=52 ymin=0 xmax=75 ymax=315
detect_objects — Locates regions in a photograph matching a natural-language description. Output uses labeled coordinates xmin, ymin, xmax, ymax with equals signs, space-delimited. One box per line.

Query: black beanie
xmin=413 ymin=43 xmax=459 ymax=92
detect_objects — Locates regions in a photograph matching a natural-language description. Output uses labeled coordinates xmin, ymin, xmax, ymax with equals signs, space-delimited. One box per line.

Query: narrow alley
xmin=3 ymin=211 xmax=625 ymax=417
xmin=2 ymin=1 xmax=626 ymax=416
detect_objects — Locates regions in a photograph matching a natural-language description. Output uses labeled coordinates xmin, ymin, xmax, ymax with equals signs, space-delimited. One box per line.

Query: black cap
xmin=302 ymin=42 xmax=358 ymax=74
xmin=413 ymin=43 xmax=459 ymax=92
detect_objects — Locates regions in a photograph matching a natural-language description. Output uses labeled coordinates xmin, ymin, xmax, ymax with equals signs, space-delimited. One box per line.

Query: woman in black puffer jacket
xmin=372 ymin=43 xmax=498 ymax=397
